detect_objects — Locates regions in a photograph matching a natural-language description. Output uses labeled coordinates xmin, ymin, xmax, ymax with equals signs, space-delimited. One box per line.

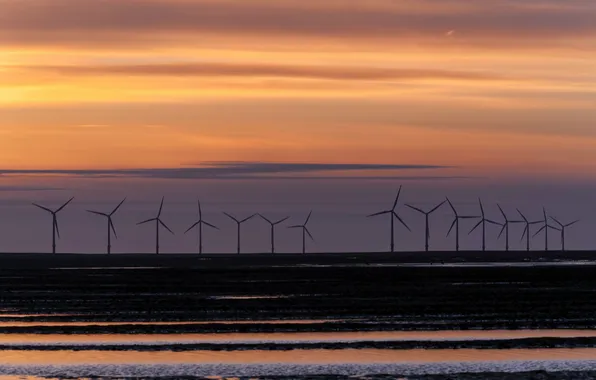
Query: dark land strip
xmin=1 ymin=253 xmax=596 ymax=331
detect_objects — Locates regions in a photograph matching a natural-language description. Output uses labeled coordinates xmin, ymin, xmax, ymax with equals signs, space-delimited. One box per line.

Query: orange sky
xmin=1 ymin=0 xmax=595 ymax=178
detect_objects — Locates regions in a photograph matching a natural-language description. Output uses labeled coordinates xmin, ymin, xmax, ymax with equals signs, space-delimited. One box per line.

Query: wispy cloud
xmin=13 ymin=63 xmax=504 ymax=82
xmin=0 ymin=162 xmax=457 ymax=180
xmin=1 ymin=0 xmax=594 ymax=48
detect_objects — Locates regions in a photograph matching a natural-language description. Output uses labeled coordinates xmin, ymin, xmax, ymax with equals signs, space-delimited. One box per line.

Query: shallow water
xmin=0 ymin=330 xmax=595 ymax=345
xmin=3 ymin=348 xmax=596 ymax=365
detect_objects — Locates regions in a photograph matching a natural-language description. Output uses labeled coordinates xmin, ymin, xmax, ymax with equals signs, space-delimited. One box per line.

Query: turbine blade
xmin=198 ymin=199 xmax=202 ymax=219
xmin=87 ymin=210 xmax=108 ymax=217
xmin=498 ymin=224 xmax=506 ymax=239
xmin=258 ymin=213 xmax=272 ymax=224
xmin=288 ymin=225 xmax=301 ymax=229
xmin=111 ymin=197 xmax=126 ymax=215
xmin=429 ymin=200 xmax=446 ymax=214
xmin=392 ymin=186 xmax=402 ymax=210
xmin=56 ymin=197 xmax=74 ymax=213
xmin=469 ymin=220 xmax=482 ymax=235
xmin=521 ymin=226 xmax=528 ymax=241
xmin=548 ymin=224 xmax=561 ymax=231
xmin=446 ymin=219 xmax=457 ymax=237
xmin=274 ymin=216 xmax=290 ymax=225
xmin=566 ymin=220 xmax=580 ymax=227
xmin=223 ymin=212 xmax=239 ymax=223
xmin=446 ymin=197 xmax=457 ymax=215
xmin=368 ymin=210 xmax=390 ymax=217
xmin=486 ymin=219 xmax=501 ymax=226
xmin=406 ymin=204 xmax=425 ymax=214
xmin=54 ymin=218 xmax=61 ymax=239
xmin=517 ymin=208 xmax=528 ymax=222
xmin=158 ymin=197 xmax=165 ymax=217
xmin=305 ymin=228 xmax=314 ymax=241
xmin=241 ymin=214 xmax=257 ymax=223
xmin=478 ymin=198 xmax=484 ymax=217
xmin=498 ymin=204 xmax=506 ymax=220
xmin=460 ymin=216 xmax=480 ymax=219
xmin=159 ymin=219 xmax=175 ymax=235
xmin=137 ymin=218 xmax=156 ymax=225
xmin=185 ymin=221 xmax=200 ymax=234
xmin=550 ymin=216 xmax=564 ymax=228
xmin=33 ymin=203 xmax=53 ymax=213
xmin=109 ymin=219 xmax=118 ymax=239
xmin=305 ymin=210 xmax=313 ymax=225
xmin=203 ymin=221 xmax=219 ymax=230
xmin=394 ymin=213 xmax=411 ymax=232
xmin=533 ymin=225 xmax=546 ymax=237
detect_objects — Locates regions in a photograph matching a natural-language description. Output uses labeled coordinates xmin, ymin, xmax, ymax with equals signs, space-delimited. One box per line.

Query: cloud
xmin=1 ymin=0 xmax=594 ymax=48
xmin=0 ymin=162 xmax=456 ymax=180
xmin=14 ymin=63 xmax=504 ymax=82
xmin=0 ymin=186 xmax=65 ymax=192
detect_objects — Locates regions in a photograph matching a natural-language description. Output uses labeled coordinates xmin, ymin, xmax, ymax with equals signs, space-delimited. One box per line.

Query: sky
xmin=0 ymin=0 xmax=595 ymax=253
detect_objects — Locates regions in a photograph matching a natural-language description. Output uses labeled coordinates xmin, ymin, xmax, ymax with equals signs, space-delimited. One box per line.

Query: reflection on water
xmin=0 ymin=319 xmax=341 ymax=327
xmin=3 ymin=348 xmax=596 ymax=365
xmin=0 ymin=330 xmax=595 ymax=345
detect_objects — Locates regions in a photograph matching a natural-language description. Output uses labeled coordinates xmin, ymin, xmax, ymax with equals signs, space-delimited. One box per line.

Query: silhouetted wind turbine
xmin=258 ymin=214 xmax=289 ymax=254
xmin=87 ymin=198 xmax=126 ymax=254
xmin=368 ymin=186 xmax=410 ymax=252
xmin=468 ymin=199 xmax=500 ymax=252
xmin=406 ymin=201 xmax=446 ymax=252
xmin=137 ymin=197 xmax=174 ymax=255
xmin=185 ymin=199 xmax=218 ymax=254
xmin=288 ymin=211 xmax=314 ymax=254
xmin=224 ymin=212 xmax=256 ymax=254
xmin=533 ymin=207 xmax=554 ymax=251
xmin=33 ymin=197 xmax=74 ymax=254
xmin=549 ymin=217 xmax=579 ymax=252
xmin=496 ymin=204 xmax=522 ymax=252
xmin=446 ymin=197 xmax=479 ymax=252
xmin=517 ymin=209 xmax=542 ymax=252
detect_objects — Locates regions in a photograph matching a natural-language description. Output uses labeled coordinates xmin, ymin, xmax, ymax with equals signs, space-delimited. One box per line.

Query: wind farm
xmin=14 ymin=187 xmax=588 ymax=256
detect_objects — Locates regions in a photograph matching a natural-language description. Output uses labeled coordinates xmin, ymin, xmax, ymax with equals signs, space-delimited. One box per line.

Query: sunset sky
xmin=0 ymin=0 xmax=595 ymax=253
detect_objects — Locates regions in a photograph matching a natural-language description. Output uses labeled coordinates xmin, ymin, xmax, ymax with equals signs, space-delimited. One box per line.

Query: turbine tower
xmin=87 ymin=198 xmax=126 ymax=254
xmin=224 ymin=212 xmax=256 ymax=254
xmin=368 ymin=186 xmax=410 ymax=252
xmin=33 ymin=197 xmax=74 ymax=254
xmin=446 ymin=197 xmax=479 ymax=252
xmin=288 ymin=211 xmax=314 ymax=254
xmin=468 ymin=198 xmax=500 ymax=252
xmin=185 ymin=199 xmax=218 ymax=254
xmin=496 ymin=204 xmax=522 ymax=252
xmin=137 ymin=197 xmax=174 ymax=255
xmin=533 ymin=207 xmax=554 ymax=251
xmin=517 ymin=209 xmax=542 ymax=252
xmin=549 ymin=217 xmax=579 ymax=252
xmin=258 ymin=214 xmax=289 ymax=254
xmin=406 ymin=200 xmax=446 ymax=252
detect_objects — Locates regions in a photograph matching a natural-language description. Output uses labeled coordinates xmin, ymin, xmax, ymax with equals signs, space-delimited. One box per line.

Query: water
xmin=1 ymin=330 xmax=596 ymax=378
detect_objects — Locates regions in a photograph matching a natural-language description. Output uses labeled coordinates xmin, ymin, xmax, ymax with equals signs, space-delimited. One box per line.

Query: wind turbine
xmin=258 ymin=214 xmax=289 ymax=254
xmin=137 ymin=197 xmax=174 ymax=255
xmin=368 ymin=186 xmax=410 ymax=252
xmin=87 ymin=198 xmax=126 ymax=254
xmin=549 ymin=217 xmax=579 ymax=252
xmin=468 ymin=198 xmax=500 ymax=251
xmin=446 ymin=198 xmax=479 ymax=252
xmin=288 ymin=211 xmax=314 ymax=254
xmin=517 ymin=209 xmax=542 ymax=252
xmin=224 ymin=212 xmax=256 ymax=254
xmin=406 ymin=201 xmax=446 ymax=252
xmin=33 ymin=197 xmax=74 ymax=254
xmin=533 ymin=207 xmax=554 ymax=251
xmin=496 ymin=204 xmax=523 ymax=252
xmin=185 ymin=199 xmax=218 ymax=254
